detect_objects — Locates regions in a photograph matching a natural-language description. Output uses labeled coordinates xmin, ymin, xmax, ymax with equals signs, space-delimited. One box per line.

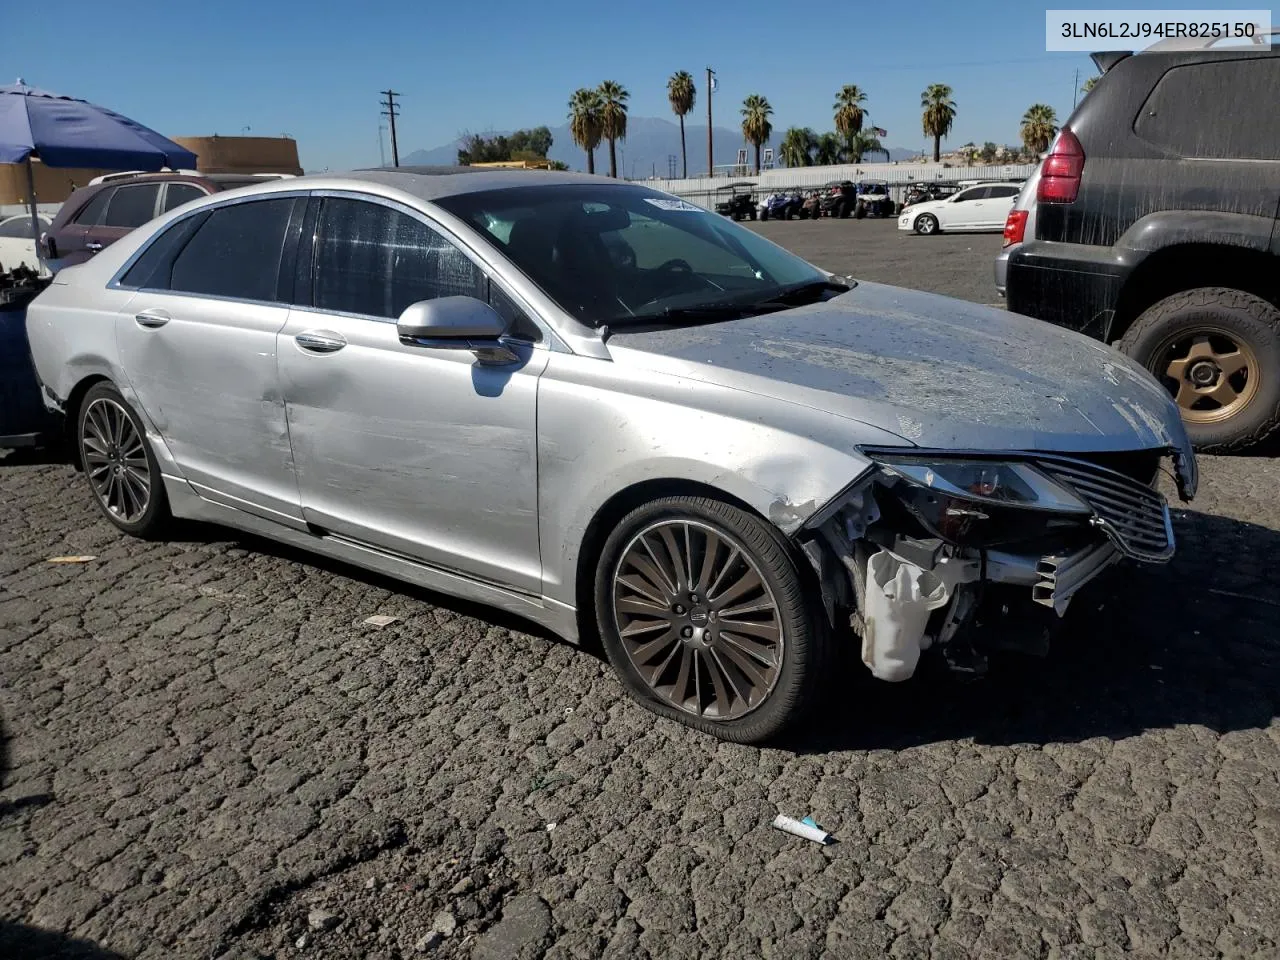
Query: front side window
xmin=952 ymin=188 xmax=983 ymax=202
xmin=311 ymin=197 xmax=484 ymax=319
xmin=168 ymin=198 xmax=294 ymax=301
xmin=103 ymin=185 xmax=161 ymax=228
xmin=435 ymin=183 xmax=828 ymax=326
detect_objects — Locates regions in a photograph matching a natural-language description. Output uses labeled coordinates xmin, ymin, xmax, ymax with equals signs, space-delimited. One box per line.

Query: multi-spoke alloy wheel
xmin=612 ymin=519 xmax=783 ymax=721
xmin=595 ymin=496 xmax=828 ymax=743
xmin=82 ymin=397 xmax=151 ymax=522
xmin=77 ymin=383 xmax=170 ymax=537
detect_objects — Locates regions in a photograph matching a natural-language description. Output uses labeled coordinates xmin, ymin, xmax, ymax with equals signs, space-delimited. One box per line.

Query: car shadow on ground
xmin=796 ymin=510 xmax=1280 ymax=753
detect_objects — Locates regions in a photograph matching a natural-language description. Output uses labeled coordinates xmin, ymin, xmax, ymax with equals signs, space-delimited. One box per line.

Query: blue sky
xmin=11 ymin=0 xmax=1107 ymax=171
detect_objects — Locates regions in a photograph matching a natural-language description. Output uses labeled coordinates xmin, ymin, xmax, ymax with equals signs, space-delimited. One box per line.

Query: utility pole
xmin=1072 ymin=67 xmax=1080 ymax=110
xmin=706 ymin=67 xmax=715 ymax=178
xmin=380 ymin=89 xmax=401 ymax=167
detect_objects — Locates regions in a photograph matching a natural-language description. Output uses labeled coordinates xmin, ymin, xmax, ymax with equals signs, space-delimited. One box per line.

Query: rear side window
xmin=72 ymin=189 xmax=112 ymax=225
xmin=163 ymin=183 xmax=205 ymax=212
xmin=1135 ymin=58 xmax=1280 ymax=160
xmin=311 ymin=197 xmax=484 ymax=319
xmin=103 ymin=185 xmax=161 ymax=228
xmin=168 ymin=198 xmax=295 ymax=302
xmin=118 ymin=213 xmax=209 ymax=289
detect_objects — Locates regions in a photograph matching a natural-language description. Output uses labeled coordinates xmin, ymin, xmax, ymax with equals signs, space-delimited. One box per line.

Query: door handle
xmin=134 ymin=309 xmax=171 ymax=328
xmin=85 ymin=241 xmax=103 ymax=252
xmin=295 ymin=330 xmax=347 ymax=353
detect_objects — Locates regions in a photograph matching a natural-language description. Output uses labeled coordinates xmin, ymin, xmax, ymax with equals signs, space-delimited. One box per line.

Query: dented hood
xmin=606 ymin=281 xmax=1193 ymax=458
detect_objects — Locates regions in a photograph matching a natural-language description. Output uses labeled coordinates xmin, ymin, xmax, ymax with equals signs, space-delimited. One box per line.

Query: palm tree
xmin=598 ymin=81 xmax=629 ymax=178
xmin=740 ymin=94 xmax=773 ymax=174
xmin=666 ymin=71 xmax=696 ymax=179
xmin=833 ymin=85 xmax=868 ymax=157
xmin=568 ymin=88 xmax=603 ymax=174
xmin=815 ymin=132 xmax=843 ymax=166
xmin=1020 ymin=104 xmax=1058 ymax=154
xmin=780 ymin=126 xmax=817 ymax=167
xmin=1081 ymin=75 xmax=1099 ymax=94
xmin=848 ymin=130 xmax=887 ymax=163
xmin=921 ymin=84 xmax=956 ymax=163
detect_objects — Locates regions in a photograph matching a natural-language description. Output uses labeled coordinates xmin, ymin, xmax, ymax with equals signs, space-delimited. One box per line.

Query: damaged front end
xmin=798 ymin=447 xmax=1184 ymax=681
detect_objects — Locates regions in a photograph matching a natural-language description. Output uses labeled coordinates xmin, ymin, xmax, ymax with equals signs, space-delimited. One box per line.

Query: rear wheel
xmin=1118 ymin=287 xmax=1280 ymax=453
xmin=77 ymin=382 xmax=171 ymax=538
xmin=594 ymin=495 xmax=828 ymax=743
xmin=915 ymin=213 xmax=939 ymax=235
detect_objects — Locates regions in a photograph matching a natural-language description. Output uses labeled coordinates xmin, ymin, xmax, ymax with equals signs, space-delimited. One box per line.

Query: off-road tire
xmin=594 ymin=495 xmax=830 ymax=744
xmin=1118 ymin=286 xmax=1280 ymax=453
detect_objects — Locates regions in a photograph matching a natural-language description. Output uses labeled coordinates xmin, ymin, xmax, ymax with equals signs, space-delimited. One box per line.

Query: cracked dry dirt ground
xmin=2 ymin=453 xmax=1279 ymax=960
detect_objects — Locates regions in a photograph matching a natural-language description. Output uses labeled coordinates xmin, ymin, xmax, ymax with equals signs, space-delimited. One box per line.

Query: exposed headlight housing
xmin=870 ymin=454 xmax=1094 ymax=549
xmin=874 ymin=456 xmax=1091 ymax=514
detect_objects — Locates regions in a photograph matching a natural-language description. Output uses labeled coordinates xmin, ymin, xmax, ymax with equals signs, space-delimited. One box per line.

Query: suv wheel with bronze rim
xmin=593 ymin=495 xmax=830 ymax=744
xmin=1118 ymin=287 xmax=1280 ymax=453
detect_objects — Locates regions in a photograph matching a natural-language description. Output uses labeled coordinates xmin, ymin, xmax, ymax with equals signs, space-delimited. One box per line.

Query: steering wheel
xmin=655 ymin=258 xmax=693 ymax=274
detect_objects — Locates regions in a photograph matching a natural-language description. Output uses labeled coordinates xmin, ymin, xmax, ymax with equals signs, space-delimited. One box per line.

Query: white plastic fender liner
xmin=862 ymin=549 xmax=952 ymax=681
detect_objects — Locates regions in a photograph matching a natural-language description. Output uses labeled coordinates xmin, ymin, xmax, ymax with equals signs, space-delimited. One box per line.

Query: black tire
xmin=748 ymin=210 xmax=757 ymax=221
xmin=594 ymin=495 xmax=829 ymax=744
xmin=76 ymin=382 xmax=171 ymax=538
xmin=1117 ymin=287 xmax=1280 ymax=453
xmin=915 ymin=213 xmax=939 ymax=235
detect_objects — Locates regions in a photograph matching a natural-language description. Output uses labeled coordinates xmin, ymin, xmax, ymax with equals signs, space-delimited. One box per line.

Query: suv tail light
xmin=1002 ymin=210 xmax=1028 ymax=247
xmin=1037 ymin=128 xmax=1085 ymax=204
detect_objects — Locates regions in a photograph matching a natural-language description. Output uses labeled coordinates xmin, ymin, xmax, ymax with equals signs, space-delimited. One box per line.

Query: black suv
xmin=1005 ymin=39 xmax=1280 ymax=452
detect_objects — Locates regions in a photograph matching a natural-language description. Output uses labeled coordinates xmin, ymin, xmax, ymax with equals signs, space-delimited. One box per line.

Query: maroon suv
xmin=41 ymin=172 xmax=288 ymax=271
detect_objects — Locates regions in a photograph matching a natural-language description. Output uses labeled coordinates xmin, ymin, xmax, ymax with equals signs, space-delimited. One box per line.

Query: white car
xmin=0 ymin=214 xmax=53 ymax=276
xmin=898 ymin=182 xmax=1022 ymax=236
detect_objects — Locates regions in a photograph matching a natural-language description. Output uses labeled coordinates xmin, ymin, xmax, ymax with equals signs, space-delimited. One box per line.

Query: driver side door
xmin=940 ymin=186 xmax=988 ymax=230
xmin=277 ymin=194 xmax=549 ymax=594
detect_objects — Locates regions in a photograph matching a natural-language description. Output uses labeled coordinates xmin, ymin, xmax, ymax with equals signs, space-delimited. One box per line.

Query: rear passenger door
xmin=87 ymin=183 xmax=162 ymax=254
xmin=114 ymin=194 xmax=308 ymax=525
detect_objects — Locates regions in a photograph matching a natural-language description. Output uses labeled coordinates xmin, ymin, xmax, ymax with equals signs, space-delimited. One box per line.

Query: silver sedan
xmin=26 ymin=168 xmax=1199 ymax=743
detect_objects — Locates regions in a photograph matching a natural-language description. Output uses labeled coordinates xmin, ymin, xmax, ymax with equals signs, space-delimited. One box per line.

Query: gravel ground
xmin=2 ymin=221 xmax=1279 ymax=960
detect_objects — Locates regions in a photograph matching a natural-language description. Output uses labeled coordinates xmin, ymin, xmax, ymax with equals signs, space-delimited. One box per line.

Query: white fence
xmin=639 ymin=161 xmax=1040 ymax=209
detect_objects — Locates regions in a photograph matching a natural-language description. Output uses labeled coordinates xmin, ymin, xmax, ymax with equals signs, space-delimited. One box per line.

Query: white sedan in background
xmin=0 ymin=214 xmax=52 ymax=275
xmin=899 ymin=182 xmax=1022 ymax=236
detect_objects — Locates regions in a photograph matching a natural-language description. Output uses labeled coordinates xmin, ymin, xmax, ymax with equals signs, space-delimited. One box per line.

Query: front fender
xmin=536 ymin=352 xmax=910 ymax=606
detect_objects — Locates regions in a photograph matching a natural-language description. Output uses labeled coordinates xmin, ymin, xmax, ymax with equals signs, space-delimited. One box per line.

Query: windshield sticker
xmin=644 ymin=198 xmax=706 ymax=213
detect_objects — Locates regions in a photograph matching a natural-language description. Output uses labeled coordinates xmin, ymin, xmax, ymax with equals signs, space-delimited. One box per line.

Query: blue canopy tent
xmin=0 ymin=79 xmax=197 ymax=267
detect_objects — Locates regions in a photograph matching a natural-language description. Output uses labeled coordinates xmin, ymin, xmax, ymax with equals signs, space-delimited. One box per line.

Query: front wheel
xmin=594 ymin=496 xmax=829 ymax=743
xmin=914 ymin=213 xmax=939 ymax=235
xmin=77 ymin=382 xmax=172 ymax=538
xmin=1117 ymin=287 xmax=1280 ymax=453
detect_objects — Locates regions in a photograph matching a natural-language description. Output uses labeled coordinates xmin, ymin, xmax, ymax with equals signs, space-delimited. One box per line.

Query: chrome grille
xmin=1036 ymin=456 xmax=1175 ymax=562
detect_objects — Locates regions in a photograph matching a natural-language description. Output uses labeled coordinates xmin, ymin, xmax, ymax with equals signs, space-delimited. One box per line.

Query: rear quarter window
xmin=71 ymin=189 xmax=113 ymax=226
xmin=1134 ymin=58 xmax=1280 ymax=160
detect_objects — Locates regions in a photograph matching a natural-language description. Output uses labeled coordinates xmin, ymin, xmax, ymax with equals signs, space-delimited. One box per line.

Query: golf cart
xmin=714 ymin=182 xmax=758 ymax=220
xmin=854 ymin=179 xmax=895 ymax=218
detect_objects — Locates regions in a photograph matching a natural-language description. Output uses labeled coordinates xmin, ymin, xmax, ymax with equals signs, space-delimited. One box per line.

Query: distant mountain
xmin=402 ymin=116 xmax=916 ymax=176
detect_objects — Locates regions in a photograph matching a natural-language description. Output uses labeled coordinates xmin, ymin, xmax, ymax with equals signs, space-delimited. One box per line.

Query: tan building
xmin=171 ymin=135 xmax=303 ymax=176
xmin=1 ymin=135 xmax=303 ymax=205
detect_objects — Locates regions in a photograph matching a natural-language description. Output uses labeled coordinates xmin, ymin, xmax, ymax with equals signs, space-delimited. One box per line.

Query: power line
xmin=380 ymin=90 xmax=401 ymax=167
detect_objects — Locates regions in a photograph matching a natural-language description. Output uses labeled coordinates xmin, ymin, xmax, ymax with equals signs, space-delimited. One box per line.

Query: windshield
xmin=433 ymin=183 xmax=828 ymax=326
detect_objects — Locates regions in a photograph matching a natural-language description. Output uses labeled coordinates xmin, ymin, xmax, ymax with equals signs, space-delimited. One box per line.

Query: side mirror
xmin=396 ymin=296 xmax=507 ymax=341
xmin=396 ymin=296 xmax=520 ymax=365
